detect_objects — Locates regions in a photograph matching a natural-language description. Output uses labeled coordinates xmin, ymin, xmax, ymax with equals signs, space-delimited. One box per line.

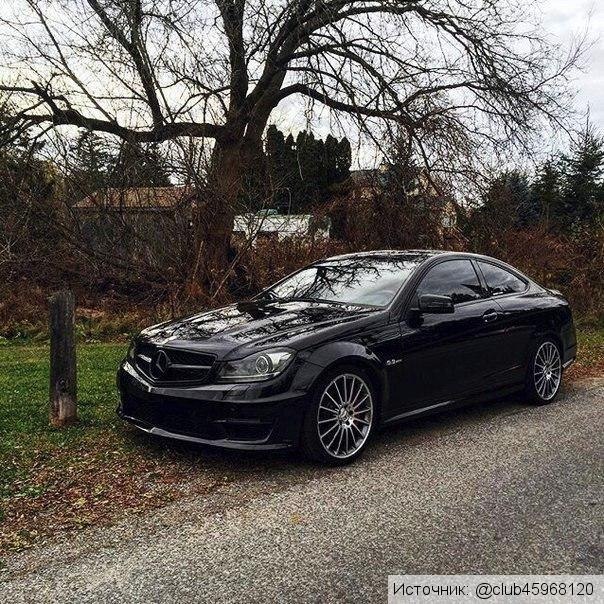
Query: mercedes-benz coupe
xmin=118 ymin=251 xmax=576 ymax=464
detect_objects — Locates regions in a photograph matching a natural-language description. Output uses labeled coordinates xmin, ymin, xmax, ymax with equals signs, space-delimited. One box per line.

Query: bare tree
xmin=0 ymin=0 xmax=581 ymax=288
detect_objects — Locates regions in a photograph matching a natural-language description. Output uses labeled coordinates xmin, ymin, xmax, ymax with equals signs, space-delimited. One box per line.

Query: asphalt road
xmin=2 ymin=379 xmax=603 ymax=603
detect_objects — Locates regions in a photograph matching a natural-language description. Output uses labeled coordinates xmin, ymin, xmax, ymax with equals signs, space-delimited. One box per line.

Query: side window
xmin=416 ymin=260 xmax=483 ymax=304
xmin=478 ymin=262 xmax=526 ymax=296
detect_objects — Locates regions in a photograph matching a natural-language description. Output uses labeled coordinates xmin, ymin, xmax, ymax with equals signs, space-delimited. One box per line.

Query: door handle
xmin=482 ymin=310 xmax=499 ymax=323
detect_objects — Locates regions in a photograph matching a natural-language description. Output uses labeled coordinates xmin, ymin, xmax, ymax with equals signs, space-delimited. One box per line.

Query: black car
xmin=117 ymin=250 xmax=577 ymax=464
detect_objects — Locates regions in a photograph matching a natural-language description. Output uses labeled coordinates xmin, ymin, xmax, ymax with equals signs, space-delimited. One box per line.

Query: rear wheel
xmin=524 ymin=338 xmax=562 ymax=405
xmin=300 ymin=366 xmax=376 ymax=464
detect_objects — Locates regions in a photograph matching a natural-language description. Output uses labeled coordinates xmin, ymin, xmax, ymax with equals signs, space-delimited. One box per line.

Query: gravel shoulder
xmin=1 ymin=378 xmax=602 ymax=603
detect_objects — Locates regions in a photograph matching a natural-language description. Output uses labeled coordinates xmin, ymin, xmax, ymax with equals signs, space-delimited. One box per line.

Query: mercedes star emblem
xmin=150 ymin=349 xmax=171 ymax=379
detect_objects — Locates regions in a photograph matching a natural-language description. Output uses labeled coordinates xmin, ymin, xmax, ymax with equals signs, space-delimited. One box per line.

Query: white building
xmin=233 ymin=210 xmax=330 ymax=243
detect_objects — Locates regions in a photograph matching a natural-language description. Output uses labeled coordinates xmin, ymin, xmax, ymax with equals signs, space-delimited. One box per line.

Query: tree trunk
xmin=49 ymin=290 xmax=77 ymax=427
xmin=190 ymin=138 xmax=260 ymax=293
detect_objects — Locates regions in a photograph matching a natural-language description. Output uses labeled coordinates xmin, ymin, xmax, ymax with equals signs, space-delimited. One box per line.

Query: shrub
xmin=467 ymin=225 xmax=603 ymax=324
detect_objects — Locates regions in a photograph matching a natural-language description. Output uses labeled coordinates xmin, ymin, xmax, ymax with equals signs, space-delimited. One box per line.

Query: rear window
xmin=479 ymin=262 xmax=526 ymax=295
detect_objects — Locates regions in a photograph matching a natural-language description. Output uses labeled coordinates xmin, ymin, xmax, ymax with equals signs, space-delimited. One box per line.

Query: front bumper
xmin=117 ymin=360 xmax=310 ymax=450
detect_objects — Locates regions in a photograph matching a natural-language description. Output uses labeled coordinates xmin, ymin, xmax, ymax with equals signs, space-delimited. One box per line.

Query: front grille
xmin=122 ymin=394 xmax=224 ymax=439
xmin=121 ymin=394 xmax=273 ymax=443
xmin=134 ymin=342 xmax=215 ymax=385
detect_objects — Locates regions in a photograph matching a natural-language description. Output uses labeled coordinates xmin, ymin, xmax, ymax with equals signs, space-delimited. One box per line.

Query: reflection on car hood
xmin=139 ymin=299 xmax=379 ymax=355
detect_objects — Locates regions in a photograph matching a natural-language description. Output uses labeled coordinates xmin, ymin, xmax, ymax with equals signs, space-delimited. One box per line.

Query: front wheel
xmin=524 ymin=338 xmax=562 ymax=405
xmin=300 ymin=366 xmax=376 ymax=464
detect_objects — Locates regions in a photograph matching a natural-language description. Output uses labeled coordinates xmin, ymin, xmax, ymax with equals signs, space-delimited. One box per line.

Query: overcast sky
xmin=0 ymin=0 xmax=601 ymax=168
xmin=272 ymin=0 xmax=604 ymax=165
xmin=544 ymin=0 xmax=603 ymax=131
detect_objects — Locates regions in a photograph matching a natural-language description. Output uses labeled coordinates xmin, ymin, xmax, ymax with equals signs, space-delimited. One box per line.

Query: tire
xmin=300 ymin=365 xmax=377 ymax=465
xmin=523 ymin=337 xmax=562 ymax=405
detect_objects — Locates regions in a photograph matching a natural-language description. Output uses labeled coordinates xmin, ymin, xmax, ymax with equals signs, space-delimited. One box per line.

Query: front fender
xmin=290 ymin=341 xmax=388 ymax=419
xmin=306 ymin=341 xmax=382 ymax=369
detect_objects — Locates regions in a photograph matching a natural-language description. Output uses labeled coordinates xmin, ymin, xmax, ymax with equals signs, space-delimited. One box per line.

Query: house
xmin=348 ymin=164 xmax=458 ymax=231
xmin=73 ymin=186 xmax=193 ymax=213
xmin=73 ymin=186 xmax=194 ymax=267
xmin=74 ymin=188 xmax=330 ymax=260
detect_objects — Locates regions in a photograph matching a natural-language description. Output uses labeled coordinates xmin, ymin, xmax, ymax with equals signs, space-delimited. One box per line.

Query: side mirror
xmin=418 ymin=294 xmax=454 ymax=314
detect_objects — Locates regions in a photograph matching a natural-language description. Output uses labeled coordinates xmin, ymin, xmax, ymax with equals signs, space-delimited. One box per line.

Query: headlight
xmin=217 ymin=349 xmax=295 ymax=382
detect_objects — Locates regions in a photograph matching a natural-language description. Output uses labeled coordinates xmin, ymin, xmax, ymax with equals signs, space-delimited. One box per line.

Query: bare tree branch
xmin=0 ymin=0 xmax=584 ymax=281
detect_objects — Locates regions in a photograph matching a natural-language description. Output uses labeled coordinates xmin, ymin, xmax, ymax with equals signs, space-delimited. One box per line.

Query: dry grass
xmin=566 ymin=328 xmax=604 ymax=381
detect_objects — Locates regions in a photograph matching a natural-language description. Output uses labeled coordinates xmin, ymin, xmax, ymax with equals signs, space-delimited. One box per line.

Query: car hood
xmin=139 ymin=299 xmax=382 ymax=357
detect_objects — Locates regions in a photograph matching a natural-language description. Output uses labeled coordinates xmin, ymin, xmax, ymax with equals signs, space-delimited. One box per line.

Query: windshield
xmin=262 ymin=256 xmax=425 ymax=307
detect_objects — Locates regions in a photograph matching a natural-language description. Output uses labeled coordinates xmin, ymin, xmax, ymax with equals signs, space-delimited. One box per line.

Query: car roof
xmin=318 ymin=250 xmax=438 ymax=262
xmin=316 ymin=250 xmax=533 ymax=285
xmin=318 ymin=249 xmax=513 ymax=265
xmin=318 ymin=249 xmax=452 ymax=263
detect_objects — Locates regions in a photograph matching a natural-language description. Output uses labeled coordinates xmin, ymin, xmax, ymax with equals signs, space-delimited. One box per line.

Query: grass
xmin=0 ymin=343 xmax=234 ymax=557
xmin=0 ymin=344 xmax=125 ymax=442
xmin=0 ymin=327 xmax=602 ymax=557
xmin=567 ymin=327 xmax=604 ymax=380
xmin=0 ymin=344 xmax=126 ymax=494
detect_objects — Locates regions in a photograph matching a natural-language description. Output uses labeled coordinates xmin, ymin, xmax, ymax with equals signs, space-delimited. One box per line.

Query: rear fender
xmin=530 ymin=303 xmax=576 ymax=365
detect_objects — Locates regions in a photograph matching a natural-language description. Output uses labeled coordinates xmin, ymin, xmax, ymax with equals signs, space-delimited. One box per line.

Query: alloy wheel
xmin=534 ymin=341 xmax=561 ymax=401
xmin=317 ymin=373 xmax=374 ymax=459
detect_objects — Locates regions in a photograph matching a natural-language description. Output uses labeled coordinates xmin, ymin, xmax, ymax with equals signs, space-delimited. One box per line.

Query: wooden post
xmin=49 ymin=290 xmax=77 ymax=427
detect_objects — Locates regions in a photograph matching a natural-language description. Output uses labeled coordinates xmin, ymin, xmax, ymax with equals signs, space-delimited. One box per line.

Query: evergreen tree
xmin=335 ymin=137 xmax=352 ymax=181
xmin=296 ymin=130 xmax=321 ymax=210
xmin=283 ymin=135 xmax=300 ymax=185
xmin=265 ymin=125 xmax=286 ymax=209
xmin=237 ymin=141 xmax=271 ymax=212
xmin=264 ymin=126 xmax=352 ymax=212
xmin=108 ymin=141 xmax=171 ymax=188
xmin=386 ymin=132 xmax=424 ymax=203
xmin=69 ymin=133 xmax=172 ymax=198
xmin=531 ymin=159 xmax=561 ymax=229
xmin=265 ymin=125 xmax=300 ymax=212
xmin=558 ymin=126 xmax=604 ymax=229
xmin=266 ymin=125 xmax=286 ymax=178
xmin=478 ymin=170 xmax=533 ymax=230
xmin=315 ymin=137 xmax=325 ymax=194
xmin=323 ymin=135 xmax=340 ymax=185
xmin=514 ymin=172 xmax=541 ymax=228
xmin=68 ymin=131 xmax=113 ymax=199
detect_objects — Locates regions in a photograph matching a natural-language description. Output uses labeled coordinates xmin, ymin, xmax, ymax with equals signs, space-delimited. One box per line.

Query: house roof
xmin=74 ymin=186 xmax=193 ymax=211
xmin=349 ymin=168 xmax=389 ymax=187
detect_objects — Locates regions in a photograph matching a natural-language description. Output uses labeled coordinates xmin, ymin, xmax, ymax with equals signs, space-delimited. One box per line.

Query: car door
xmin=475 ymin=260 xmax=534 ymax=385
xmin=386 ymin=259 xmax=507 ymax=418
